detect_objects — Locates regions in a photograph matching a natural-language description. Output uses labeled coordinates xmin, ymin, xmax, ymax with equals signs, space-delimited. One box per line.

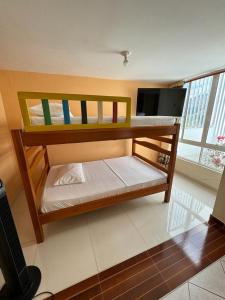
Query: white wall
xmin=175 ymin=158 xmax=222 ymax=191
xmin=212 ymin=168 xmax=225 ymax=223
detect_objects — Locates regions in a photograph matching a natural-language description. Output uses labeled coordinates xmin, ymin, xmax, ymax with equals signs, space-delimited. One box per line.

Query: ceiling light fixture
xmin=120 ymin=50 xmax=131 ymax=66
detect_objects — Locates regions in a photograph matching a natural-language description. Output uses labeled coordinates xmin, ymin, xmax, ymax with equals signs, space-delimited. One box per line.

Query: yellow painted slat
xmin=126 ymin=101 xmax=131 ymax=124
xmin=19 ymin=97 xmax=31 ymax=127
xmin=18 ymin=92 xmax=130 ymax=103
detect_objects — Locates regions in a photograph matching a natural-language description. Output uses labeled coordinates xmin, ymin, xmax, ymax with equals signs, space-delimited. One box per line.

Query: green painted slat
xmin=41 ymin=99 xmax=52 ymax=125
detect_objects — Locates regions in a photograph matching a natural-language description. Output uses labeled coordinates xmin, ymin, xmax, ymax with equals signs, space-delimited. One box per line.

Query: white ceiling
xmin=1 ymin=0 xmax=225 ymax=82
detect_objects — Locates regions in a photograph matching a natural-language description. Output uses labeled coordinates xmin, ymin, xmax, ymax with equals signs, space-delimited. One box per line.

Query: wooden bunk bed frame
xmin=12 ymin=125 xmax=179 ymax=243
xmin=11 ymin=92 xmax=180 ymax=243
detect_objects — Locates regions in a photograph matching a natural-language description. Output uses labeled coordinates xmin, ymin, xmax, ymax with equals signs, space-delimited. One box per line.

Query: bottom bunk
xmin=41 ymin=155 xmax=167 ymax=213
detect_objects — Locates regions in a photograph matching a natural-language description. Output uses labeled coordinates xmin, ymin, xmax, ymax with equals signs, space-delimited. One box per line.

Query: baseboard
xmin=209 ymin=214 xmax=225 ymax=227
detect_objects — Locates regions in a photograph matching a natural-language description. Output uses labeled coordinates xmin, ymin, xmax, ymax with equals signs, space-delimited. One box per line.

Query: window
xmin=178 ymin=73 xmax=225 ymax=173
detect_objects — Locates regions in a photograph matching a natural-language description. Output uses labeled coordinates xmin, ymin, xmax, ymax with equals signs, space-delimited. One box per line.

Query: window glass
xmin=200 ymin=147 xmax=225 ymax=172
xmin=206 ymin=73 xmax=225 ymax=145
xmin=177 ymin=143 xmax=201 ymax=163
xmin=183 ymin=76 xmax=213 ymax=142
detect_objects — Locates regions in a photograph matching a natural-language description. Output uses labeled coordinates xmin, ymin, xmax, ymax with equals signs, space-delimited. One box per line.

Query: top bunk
xmin=17 ymin=91 xmax=180 ymax=146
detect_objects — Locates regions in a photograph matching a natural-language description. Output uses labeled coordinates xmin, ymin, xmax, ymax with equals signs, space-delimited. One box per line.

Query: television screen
xmin=136 ymin=88 xmax=186 ymax=117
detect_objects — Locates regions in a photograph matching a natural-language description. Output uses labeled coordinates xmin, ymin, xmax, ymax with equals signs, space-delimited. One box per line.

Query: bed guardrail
xmin=18 ymin=92 xmax=131 ymax=132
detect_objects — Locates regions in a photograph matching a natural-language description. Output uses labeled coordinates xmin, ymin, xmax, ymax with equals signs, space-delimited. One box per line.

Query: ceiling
xmin=0 ymin=0 xmax=225 ymax=82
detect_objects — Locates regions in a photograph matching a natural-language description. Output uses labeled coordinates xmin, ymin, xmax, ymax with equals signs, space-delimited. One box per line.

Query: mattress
xmin=41 ymin=156 xmax=167 ymax=213
xmin=31 ymin=115 xmax=176 ymax=127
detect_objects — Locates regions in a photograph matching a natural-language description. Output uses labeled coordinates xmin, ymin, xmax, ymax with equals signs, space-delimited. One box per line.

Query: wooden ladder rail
xmin=11 ymin=130 xmax=47 ymax=243
xmin=164 ymin=123 xmax=180 ymax=202
xmin=132 ymin=123 xmax=180 ymax=203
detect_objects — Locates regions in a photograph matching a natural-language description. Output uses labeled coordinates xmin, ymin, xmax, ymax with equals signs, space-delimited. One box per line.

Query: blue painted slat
xmin=62 ymin=99 xmax=71 ymax=124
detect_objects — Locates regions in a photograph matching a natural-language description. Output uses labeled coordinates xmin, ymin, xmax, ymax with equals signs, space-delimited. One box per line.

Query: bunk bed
xmin=12 ymin=92 xmax=180 ymax=243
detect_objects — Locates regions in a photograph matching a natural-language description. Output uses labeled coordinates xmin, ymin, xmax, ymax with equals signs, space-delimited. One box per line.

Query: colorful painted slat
xmin=18 ymin=92 xmax=131 ymax=132
xmin=98 ymin=101 xmax=103 ymax=123
xmin=41 ymin=99 xmax=51 ymax=125
xmin=62 ymin=100 xmax=71 ymax=124
xmin=112 ymin=102 xmax=118 ymax=123
xmin=81 ymin=101 xmax=88 ymax=124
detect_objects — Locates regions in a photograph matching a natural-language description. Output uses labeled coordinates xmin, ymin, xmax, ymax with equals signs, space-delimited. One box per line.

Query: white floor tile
xmin=173 ymin=173 xmax=216 ymax=209
xmin=10 ymin=173 xmax=216 ymax=294
xmin=11 ymin=194 xmax=36 ymax=246
xmin=121 ymin=193 xmax=172 ymax=248
xmin=189 ymin=261 xmax=225 ymax=298
xmin=87 ymin=205 xmax=148 ymax=271
xmin=220 ymin=259 xmax=225 ymax=274
xmin=189 ymin=283 xmax=224 ymax=300
xmin=34 ymin=216 xmax=98 ymax=294
xmin=121 ymin=174 xmax=214 ymax=248
xmin=22 ymin=244 xmax=37 ymax=265
xmin=160 ymin=283 xmax=190 ymax=300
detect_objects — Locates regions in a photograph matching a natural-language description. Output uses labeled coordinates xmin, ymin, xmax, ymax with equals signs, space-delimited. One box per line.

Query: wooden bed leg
xmin=164 ymin=190 xmax=171 ymax=203
xmin=35 ymin=222 xmax=44 ymax=243
xmin=132 ymin=138 xmax=135 ymax=155
xmin=164 ymin=123 xmax=180 ymax=203
xmin=11 ymin=130 xmax=45 ymax=244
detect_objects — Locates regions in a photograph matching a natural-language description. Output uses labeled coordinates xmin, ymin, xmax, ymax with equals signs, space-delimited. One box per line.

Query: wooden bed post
xmin=132 ymin=138 xmax=135 ymax=155
xmin=11 ymin=130 xmax=44 ymax=243
xmin=164 ymin=123 xmax=180 ymax=203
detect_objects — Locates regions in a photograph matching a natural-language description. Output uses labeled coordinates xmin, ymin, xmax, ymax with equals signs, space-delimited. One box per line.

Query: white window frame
xmin=179 ymin=73 xmax=225 ymax=164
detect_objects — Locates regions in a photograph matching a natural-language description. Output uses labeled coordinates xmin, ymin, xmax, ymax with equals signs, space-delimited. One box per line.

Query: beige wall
xmin=0 ymin=69 xmax=167 ymax=192
xmin=0 ymin=70 xmax=167 ymax=129
xmin=212 ymin=168 xmax=225 ymax=223
xmin=0 ymin=92 xmax=21 ymax=203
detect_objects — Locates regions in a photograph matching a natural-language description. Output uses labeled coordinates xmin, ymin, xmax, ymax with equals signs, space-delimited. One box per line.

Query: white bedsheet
xmin=41 ymin=156 xmax=167 ymax=213
xmin=104 ymin=156 xmax=167 ymax=188
xmin=41 ymin=160 xmax=125 ymax=213
xmin=31 ymin=115 xmax=176 ymax=127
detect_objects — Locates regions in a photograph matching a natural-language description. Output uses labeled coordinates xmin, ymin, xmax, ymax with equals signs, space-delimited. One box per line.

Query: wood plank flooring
xmin=47 ymin=219 xmax=225 ymax=299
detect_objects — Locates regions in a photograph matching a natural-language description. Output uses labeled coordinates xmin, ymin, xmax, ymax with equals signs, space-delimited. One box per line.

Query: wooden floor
xmin=47 ymin=219 xmax=225 ymax=300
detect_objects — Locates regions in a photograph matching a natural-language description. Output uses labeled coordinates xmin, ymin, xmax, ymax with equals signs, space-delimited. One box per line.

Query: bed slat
xmin=133 ymin=139 xmax=171 ymax=156
xmin=134 ymin=152 xmax=168 ymax=174
xmin=35 ymin=164 xmax=49 ymax=201
xmin=98 ymin=101 xmax=103 ymax=123
xmin=81 ymin=101 xmax=88 ymax=124
xmin=29 ymin=148 xmax=46 ymax=171
xmin=112 ymin=102 xmax=118 ymax=123
xmin=62 ymin=99 xmax=71 ymax=124
xmin=25 ymin=146 xmax=40 ymax=157
xmin=41 ymin=99 xmax=51 ymax=125
xmin=153 ymin=136 xmax=173 ymax=144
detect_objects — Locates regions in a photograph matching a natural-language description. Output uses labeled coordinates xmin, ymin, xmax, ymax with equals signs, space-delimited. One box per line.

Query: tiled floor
xmin=1 ymin=172 xmax=216 ymax=295
xmin=161 ymin=255 xmax=225 ymax=299
xmin=47 ymin=220 xmax=225 ymax=299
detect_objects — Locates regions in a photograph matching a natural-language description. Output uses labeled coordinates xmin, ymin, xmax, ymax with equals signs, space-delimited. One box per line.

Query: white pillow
xmin=29 ymin=103 xmax=73 ymax=117
xmin=53 ymin=163 xmax=85 ymax=186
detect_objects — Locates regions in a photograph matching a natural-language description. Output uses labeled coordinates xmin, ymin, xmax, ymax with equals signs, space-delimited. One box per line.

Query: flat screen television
xmin=136 ymin=88 xmax=186 ymax=117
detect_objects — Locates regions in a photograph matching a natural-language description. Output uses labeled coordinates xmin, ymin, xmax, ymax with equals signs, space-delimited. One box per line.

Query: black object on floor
xmin=0 ymin=179 xmax=41 ymax=299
